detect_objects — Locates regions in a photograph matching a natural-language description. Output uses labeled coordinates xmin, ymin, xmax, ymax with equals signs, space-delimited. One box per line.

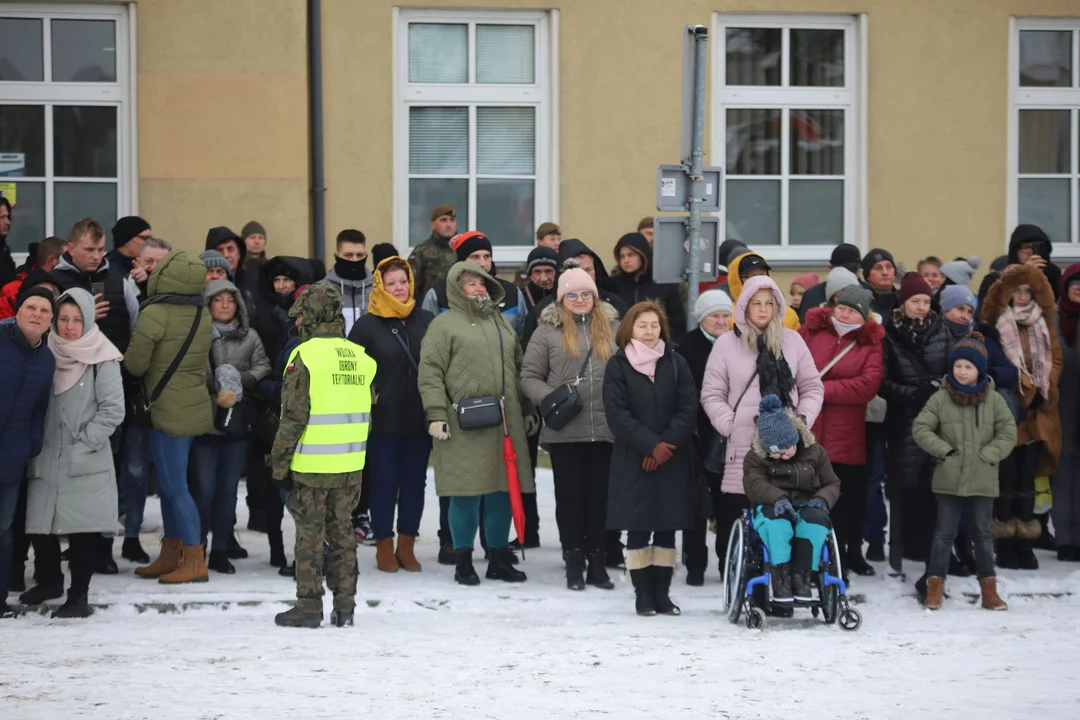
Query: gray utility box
xmin=656 ymin=165 xmax=723 ymax=212
xmin=652 ymin=216 xmax=719 ymax=284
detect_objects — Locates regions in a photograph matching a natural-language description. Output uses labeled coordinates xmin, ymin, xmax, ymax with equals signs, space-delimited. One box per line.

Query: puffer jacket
xmin=880 ymin=312 xmax=954 ymax=490
xmin=520 ymin=300 xmax=619 ymax=445
xmin=727 ymin=253 xmax=801 ymax=331
xmin=798 ymin=307 xmax=884 ymax=466
xmin=204 ymin=279 xmax=271 ymax=433
xmin=912 ymin=381 xmax=1017 ymax=497
xmin=742 ymin=419 xmax=841 ymax=508
xmin=1055 ymin=266 xmax=1080 ymax=451
xmin=124 ymin=251 xmax=214 ymax=438
xmin=700 ymin=276 xmax=824 ymax=494
xmin=0 ymin=322 xmax=53 ymax=486
xmin=256 ymin=256 xmax=321 ymax=361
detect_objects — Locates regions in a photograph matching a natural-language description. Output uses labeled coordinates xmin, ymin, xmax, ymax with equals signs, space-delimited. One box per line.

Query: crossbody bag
xmin=539 ymin=347 xmax=593 ymax=431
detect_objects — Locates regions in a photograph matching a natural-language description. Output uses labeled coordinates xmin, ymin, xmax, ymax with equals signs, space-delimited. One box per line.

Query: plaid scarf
xmin=996 ymin=302 xmax=1052 ymax=397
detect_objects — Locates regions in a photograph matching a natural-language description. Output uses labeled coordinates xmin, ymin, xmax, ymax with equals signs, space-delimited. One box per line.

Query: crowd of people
xmin=0 ymin=191 xmax=1076 ymax=624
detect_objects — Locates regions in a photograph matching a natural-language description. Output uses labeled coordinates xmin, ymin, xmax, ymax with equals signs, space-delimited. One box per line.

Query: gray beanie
xmin=940 ymin=257 xmax=981 ymax=287
xmin=694 ymin=288 xmax=734 ymax=325
xmin=825 ymin=266 xmax=860 ymax=302
xmin=199 ymin=249 xmax=231 ymax=272
xmin=215 ymin=364 xmax=244 ymax=401
xmin=836 ymin=285 xmax=874 ymax=320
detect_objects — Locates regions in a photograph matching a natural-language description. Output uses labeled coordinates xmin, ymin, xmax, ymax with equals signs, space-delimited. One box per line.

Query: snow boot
xmin=331 ymin=609 xmax=354 ymax=627
xmin=375 ymin=538 xmax=400 ymax=573
xmin=627 ymin=547 xmax=656 ymax=616
xmin=1058 ymin=546 xmax=1080 ymax=562
xmin=122 ymin=537 xmax=150 ymax=564
xmin=685 ymin=567 xmax=705 ymax=587
xmin=922 ymin=576 xmax=945 ymax=610
xmin=606 ymin=532 xmax=626 ymax=569
xmin=792 ymin=568 xmax=814 ymax=603
xmin=9 ymin=562 xmax=25 ymax=593
xmin=275 ymin=606 xmax=322 ymax=628
xmin=954 ymin=534 xmax=978 ymax=575
xmin=159 ymin=544 xmax=209 ymax=584
xmin=995 ymin=538 xmax=1019 ymax=570
xmin=0 ymin=600 xmax=16 ymax=619
xmin=438 ymin=542 xmax=456 ymax=566
xmin=586 ymin=551 xmax=615 ymax=590
xmin=278 ymin=562 xmax=295 ymax=578
xmin=846 ymin=549 xmax=876 ymax=577
xmin=486 ymin=547 xmax=527 ymax=583
xmin=866 ymin=538 xmax=885 ymax=562
xmin=979 ymin=577 xmax=1008 ymax=610
xmin=135 ymin=538 xmax=183 ymax=579
xmin=52 ymin=593 xmax=93 ymax=619
xmin=95 ymin=537 xmax=119 ymax=575
xmin=991 ymin=517 xmax=1018 ymax=539
xmin=564 ymin=549 xmax=586 ymax=591
xmin=454 ymin=549 xmax=481 ymax=586
xmin=207 ymin=549 xmax=235 ymax=575
xmin=396 ymin=535 xmax=422 ymax=572
xmin=1015 ymin=539 xmax=1039 ymax=570
xmin=652 ymin=547 xmax=681 ymax=616
xmin=770 ymin=563 xmax=794 ymax=603
xmin=268 ymin=531 xmax=286 ymax=568
xmin=948 ymin=550 xmax=971 ymax=577
xmin=19 ymin=579 xmax=64 ymax=606
xmin=483 ymin=547 xmax=519 ymax=565
xmin=227 ymin=532 xmax=248 ymax=559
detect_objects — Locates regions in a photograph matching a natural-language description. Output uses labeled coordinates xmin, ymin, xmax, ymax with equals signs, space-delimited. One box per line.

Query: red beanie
xmin=898 ymin=272 xmax=933 ymax=305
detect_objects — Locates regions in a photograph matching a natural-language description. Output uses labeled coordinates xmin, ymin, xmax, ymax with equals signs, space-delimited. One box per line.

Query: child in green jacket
xmin=912 ymin=333 xmax=1017 ymax=611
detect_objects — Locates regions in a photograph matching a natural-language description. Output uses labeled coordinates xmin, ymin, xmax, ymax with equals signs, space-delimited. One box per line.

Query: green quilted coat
xmin=418 ymin=263 xmax=535 ymax=497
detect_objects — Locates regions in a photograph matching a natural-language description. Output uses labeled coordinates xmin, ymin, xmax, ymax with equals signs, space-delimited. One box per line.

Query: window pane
xmin=409 ymin=107 xmax=468 ymax=175
xmin=1018 ymin=179 xmax=1070 ymax=245
xmin=791 ymin=110 xmax=844 ymax=175
xmin=476 ymin=25 xmax=535 ymax=84
xmin=1019 ymin=31 xmax=1072 ymax=87
xmin=54 ymin=182 xmax=117 ymax=238
xmin=725 ymin=28 xmax=781 ymax=86
xmin=408 ymin=23 xmax=467 ymax=83
xmin=478 ymin=179 xmax=533 ymax=246
xmin=0 ymin=18 xmax=43 ymax=81
xmin=791 ymin=29 xmax=844 ymax=87
xmin=726 ymin=180 xmax=781 ymax=246
xmin=408 ymin=178 xmax=467 ymax=247
xmin=477 ymin=107 xmax=534 ymax=175
xmin=51 ymin=20 xmax=116 ymax=82
xmin=726 ymin=109 xmax=780 ymax=175
xmin=54 ymin=106 xmax=117 ymax=178
xmin=1018 ymin=110 xmax=1070 ymax=174
xmin=790 ymin=180 xmax=843 ymax=245
xmin=0 ymin=105 xmax=46 ymax=176
xmin=0 ymin=181 xmax=45 ymax=253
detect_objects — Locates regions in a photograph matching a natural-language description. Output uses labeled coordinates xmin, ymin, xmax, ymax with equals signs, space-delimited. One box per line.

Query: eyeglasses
xmin=566 ymin=291 xmax=593 ymax=301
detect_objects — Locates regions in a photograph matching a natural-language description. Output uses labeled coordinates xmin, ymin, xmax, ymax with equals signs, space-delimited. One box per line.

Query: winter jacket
xmin=424 ymin=275 xmax=528 ymax=338
xmin=981 ymin=264 xmax=1063 ymax=475
xmin=0 ymin=323 xmax=54 ymax=486
xmin=520 ymin=301 xmax=619 ymax=446
xmin=1008 ymin=224 xmax=1061 ymax=301
xmin=321 ymin=266 xmax=372 ymax=337
xmin=700 ymin=278 xmax=824 ymax=494
xmin=204 ymin=279 xmax=271 ymax=415
xmin=912 ymin=382 xmax=1017 ymax=498
xmin=727 ymin=253 xmax=801 ymax=331
xmin=742 ymin=420 xmax=841 ymax=508
xmin=1056 ymin=314 xmax=1080 ymax=452
xmin=609 ymin=233 xmax=686 ymax=331
xmin=205 ymin=226 xmax=253 ymax=296
xmin=256 ymin=256 xmax=321 ymax=361
xmin=880 ymin=313 xmax=954 ymax=490
xmin=124 ymin=251 xmax=214 ymax=438
xmin=0 ymin=236 xmax=17 ymax=288
xmin=417 ymin=263 xmax=535 ymax=497
xmin=349 ymin=306 xmax=433 ymax=436
xmin=52 ymin=254 xmax=140 ymax=352
xmin=674 ymin=327 xmax=723 ymax=448
xmin=26 ymin=359 xmax=125 ymax=535
xmin=603 ymin=346 xmax=697 ymax=532
xmin=798 ymin=307 xmax=884 ymax=466
xmin=105 ymin=248 xmax=136 ymax=278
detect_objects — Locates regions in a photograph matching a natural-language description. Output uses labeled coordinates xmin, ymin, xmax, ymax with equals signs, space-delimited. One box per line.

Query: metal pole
xmin=685 ymin=25 xmax=708 ymax=331
xmin=308 ymin=0 xmax=326 ymax=262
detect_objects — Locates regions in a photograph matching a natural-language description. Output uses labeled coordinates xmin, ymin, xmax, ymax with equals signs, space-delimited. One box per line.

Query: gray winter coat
xmin=204 ymin=280 xmax=271 ymax=431
xmin=520 ymin=301 xmax=618 ymax=445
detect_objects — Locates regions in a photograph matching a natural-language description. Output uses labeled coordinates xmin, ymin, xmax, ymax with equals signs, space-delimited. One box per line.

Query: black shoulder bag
xmin=539 ymin=348 xmax=593 ymax=431
xmin=453 ymin=317 xmax=505 ymax=431
xmin=129 ymin=307 xmax=203 ymax=427
xmin=209 ymin=341 xmax=254 ymax=437
xmin=702 ymin=370 xmax=758 ymax=475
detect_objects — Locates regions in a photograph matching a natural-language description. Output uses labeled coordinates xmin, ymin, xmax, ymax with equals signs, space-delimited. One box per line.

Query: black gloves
xmin=273 ymin=472 xmax=294 ymax=492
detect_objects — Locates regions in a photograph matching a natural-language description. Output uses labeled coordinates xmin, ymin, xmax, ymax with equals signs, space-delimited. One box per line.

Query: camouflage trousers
xmin=286 ymin=482 xmax=363 ymax=613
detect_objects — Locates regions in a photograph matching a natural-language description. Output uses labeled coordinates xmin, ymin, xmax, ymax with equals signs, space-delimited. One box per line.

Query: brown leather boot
xmin=979 ymin=577 xmax=1008 ymax=610
xmin=159 ymin=544 xmax=209 ymax=584
xmin=396 ymin=535 xmax=421 ymax=572
xmin=923 ymin=576 xmax=945 ymax=610
xmin=376 ymin=538 xmax=399 ymax=573
xmin=134 ymin=538 xmax=183 ymax=579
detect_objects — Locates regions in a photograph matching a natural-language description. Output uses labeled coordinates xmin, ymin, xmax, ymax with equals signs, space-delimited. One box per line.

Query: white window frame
xmin=1007 ymin=17 xmax=1080 ymax=260
xmin=393 ymin=7 xmax=556 ymax=265
xmin=0 ymin=2 xmax=135 ymax=263
xmin=712 ymin=13 xmax=866 ymax=266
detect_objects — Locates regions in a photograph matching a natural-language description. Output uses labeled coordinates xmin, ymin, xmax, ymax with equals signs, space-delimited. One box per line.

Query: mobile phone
xmin=91 ymin=281 xmax=106 ymax=297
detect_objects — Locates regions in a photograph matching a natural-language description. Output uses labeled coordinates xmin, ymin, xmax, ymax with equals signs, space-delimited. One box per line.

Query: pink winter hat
xmin=557 ymin=267 xmax=599 ymax=302
xmin=735 ymin=275 xmax=787 ymax=330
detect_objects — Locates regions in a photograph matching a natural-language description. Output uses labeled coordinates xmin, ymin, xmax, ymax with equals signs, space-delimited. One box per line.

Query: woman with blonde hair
xmin=521 ymin=264 xmax=619 ymax=591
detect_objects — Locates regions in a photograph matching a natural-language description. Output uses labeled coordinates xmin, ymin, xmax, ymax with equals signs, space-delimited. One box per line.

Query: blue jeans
xmin=190 ymin=434 xmax=248 ymax=551
xmin=121 ymin=424 xmax=153 ymax=538
xmin=0 ymin=482 xmax=20 ymax=602
xmin=626 ymin=530 xmax=676 ymax=550
xmin=367 ymin=433 xmax=431 ymax=540
xmin=150 ymin=430 xmax=200 ymax=547
xmin=449 ymin=492 xmax=511 ymax=550
xmin=865 ymin=424 xmax=887 ymax=544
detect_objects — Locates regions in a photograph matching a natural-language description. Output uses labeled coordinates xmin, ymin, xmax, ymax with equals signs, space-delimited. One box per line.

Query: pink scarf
xmin=48 ymin=325 xmax=124 ymax=394
xmin=996 ymin=302 xmax=1052 ymax=397
xmin=626 ymin=339 xmax=665 ymax=382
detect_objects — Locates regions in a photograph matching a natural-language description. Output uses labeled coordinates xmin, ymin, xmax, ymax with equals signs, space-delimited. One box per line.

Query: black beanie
xmin=112 ymin=216 xmax=151 ymax=249
xmin=371 ymin=243 xmax=398 ymax=270
xmin=15 ymin=287 xmax=55 ymax=313
xmin=451 ymin=231 xmax=493 ymax=262
xmin=861 ymin=248 xmax=895 ymax=278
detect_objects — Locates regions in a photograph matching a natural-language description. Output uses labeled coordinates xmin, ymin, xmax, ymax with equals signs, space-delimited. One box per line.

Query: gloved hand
xmin=524 ymin=413 xmax=541 ymax=436
xmin=773 ymin=497 xmax=795 ymax=519
xmin=805 ymin=497 xmax=829 ymax=512
xmin=429 ymin=421 xmax=451 ymax=441
xmin=651 ymin=442 xmax=676 ymax=465
xmin=913 ymin=382 xmax=938 ymax=406
xmin=273 ymin=472 xmax=294 ymax=492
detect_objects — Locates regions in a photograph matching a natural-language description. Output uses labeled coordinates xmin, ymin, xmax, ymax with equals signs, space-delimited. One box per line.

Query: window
xmin=1010 ymin=19 xmax=1080 ymax=251
xmin=0 ymin=3 xmax=132 ymax=255
xmin=396 ymin=9 xmax=553 ymax=262
xmin=713 ymin=15 xmax=863 ymax=261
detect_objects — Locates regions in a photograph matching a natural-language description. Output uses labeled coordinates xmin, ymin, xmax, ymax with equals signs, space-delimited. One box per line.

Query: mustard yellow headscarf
xmin=368 ymin=256 xmax=417 ymax=320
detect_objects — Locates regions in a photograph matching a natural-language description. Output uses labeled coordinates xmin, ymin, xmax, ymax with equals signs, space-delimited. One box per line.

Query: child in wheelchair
xmin=743 ymin=394 xmax=840 ymax=612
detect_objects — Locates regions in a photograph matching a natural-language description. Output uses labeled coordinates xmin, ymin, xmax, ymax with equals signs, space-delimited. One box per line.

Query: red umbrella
xmin=500 ymin=401 xmax=527 ymax=553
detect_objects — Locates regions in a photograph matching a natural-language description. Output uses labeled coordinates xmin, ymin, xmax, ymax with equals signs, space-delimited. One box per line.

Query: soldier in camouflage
xmin=409 ymin=204 xmax=457 ymax=301
xmin=272 ymin=284 xmax=370 ymax=629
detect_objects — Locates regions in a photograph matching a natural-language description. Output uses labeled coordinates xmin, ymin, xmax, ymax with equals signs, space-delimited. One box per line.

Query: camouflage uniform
xmin=272 ymin=284 xmax=363 ymax=617
xmin=409 ymin=232 xmax=455 ymax=301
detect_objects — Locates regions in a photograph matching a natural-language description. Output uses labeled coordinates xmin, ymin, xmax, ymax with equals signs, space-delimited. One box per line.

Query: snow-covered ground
xmin=3 ymin=468 xmax=1080 ymax=720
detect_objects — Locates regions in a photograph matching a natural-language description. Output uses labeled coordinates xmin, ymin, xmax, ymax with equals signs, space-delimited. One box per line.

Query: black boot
xmin=483 ymin=547 xmax=519 ymax=565
xmin=630 ymin=567 xmax=656 ymax=616
xmin=1016 ymin=539 xmax=1039 ymax=570
xmin=846 ymin=549 xmax=876 ymax=577
xmin=330 ymin=609 xmax=354 ymax=627
xmin=52 ymin=593 xmax=93 ymax=619
xmin=954 ymin=534 xmax=978 ymax=575
xmin=95 ymin=537 xmax=118 ymax=575
xmin=9 ymin=562 xmax=25 ymax=593
xmin=486 ymin=547 xmax=527 ymax=583
xmin=274 ymin=606 xmax=322 ymax=628
xmin=278 ymin=562 xmax=295 ymax=578
xmin=19 ymin=578 xmax=64 ymax=606
xmin=792 ymin=568 xmax=814 ymax=602
xmin=269 ymin=532 xmax=286 ymax=568
xmin=208 ymin=549 xmax=236 ymax=574
xmin=564 ymin=549 xmax=586 ymax=591
xmin=866 ymin=538 xmax=885 ymax=562
xmin=438 ymin=543 xmax=456 ymax=566
xmin=0 ymin=600 xmax=16 ymax=619
xmin=227 ymin=532 xmax=248 ymax=560
xmin=771 ymin=563 xmax=794 ymax=603
xmin=948 ymin=550 xmax=972 ymax=577
xmin=454 ymin=549 xmax=481 ymax=586
xmin=122 ymin=537 xmax=150 ymax=564
xmin=586 ymin=551 xmax=615 ymax=590
xmin=652 ymin=565 xmax=681 ymax=615
xmin=996 ymin=538 xmax=1019 ymax=570
xmin=606 ymin=531 xmax=626 ymax=569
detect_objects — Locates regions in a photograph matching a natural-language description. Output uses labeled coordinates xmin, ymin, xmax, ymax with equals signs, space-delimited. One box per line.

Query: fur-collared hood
xmin=981 ymin=263 xmax=1057 ymax=325
xmin=749 ymin=415 xmax=815 ymax=457
xmin=538 ymin=299 xmax=618 ymax=327
xmin=803 ymin=306 xmax=885 ymax=346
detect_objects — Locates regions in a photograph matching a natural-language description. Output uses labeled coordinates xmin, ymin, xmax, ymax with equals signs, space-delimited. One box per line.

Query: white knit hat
xmin=694 ymin=288 xmax=734 ymax=325
xmin=825 ymin=267 xmax=860 ymax=302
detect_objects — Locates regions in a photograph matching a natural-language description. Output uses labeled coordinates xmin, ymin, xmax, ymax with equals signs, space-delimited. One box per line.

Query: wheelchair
xmin=721 ymin=509 xmax=862 ymax=632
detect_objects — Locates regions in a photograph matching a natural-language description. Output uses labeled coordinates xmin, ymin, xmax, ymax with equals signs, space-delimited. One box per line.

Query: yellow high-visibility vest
xmin=287 ymin=337 xmax=377 ymax=474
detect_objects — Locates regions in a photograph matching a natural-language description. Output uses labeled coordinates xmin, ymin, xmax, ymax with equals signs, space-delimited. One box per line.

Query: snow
xmin=3 ymin=468 xmax=1080 ymax=720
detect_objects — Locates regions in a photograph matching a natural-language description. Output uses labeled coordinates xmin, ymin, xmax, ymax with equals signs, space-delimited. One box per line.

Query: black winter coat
xmin=610 ymin=233 xmax=686 ymax=330
xmin=673 ymin=327 xmax=717 ymax=445
xmin=253 ymin=256 xmax=320 ymax=362
xmin=604 ymin=347 xmax=697 ymax=532
xmin=348 ymin=307 xmax=433 ymax=436
xmin=880 ymin=316 xmax=954 ymax=490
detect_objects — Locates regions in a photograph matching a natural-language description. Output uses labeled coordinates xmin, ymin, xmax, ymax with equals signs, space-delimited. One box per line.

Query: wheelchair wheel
xmin=820 ymin=533 xmax=843 ymax=624
xmin=839 ymin=606 xmax=862 ymax=632
xmin=745 ymin=606 xmax=766 ymax=631
xmin=722 ymin=519 xmax=747 ymax=624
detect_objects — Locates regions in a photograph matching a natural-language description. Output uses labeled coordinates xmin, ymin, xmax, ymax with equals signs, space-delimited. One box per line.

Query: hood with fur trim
xmin=538 ymin=297 xmax=619 ymax=327
xmin=981 ymin=263 xmax=1057 ymax=326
